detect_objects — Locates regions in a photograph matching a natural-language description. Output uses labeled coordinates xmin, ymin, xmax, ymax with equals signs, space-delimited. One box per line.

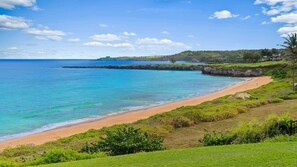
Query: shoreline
xmin=0 ymin=77 xmax=248 ymax=142
xmin=0 ymin=76 xmax=272 ymax=150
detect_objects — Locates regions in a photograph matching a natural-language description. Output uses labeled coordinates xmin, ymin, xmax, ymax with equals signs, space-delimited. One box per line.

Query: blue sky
xmin=0 ymin=0 xmax=297 ymax=59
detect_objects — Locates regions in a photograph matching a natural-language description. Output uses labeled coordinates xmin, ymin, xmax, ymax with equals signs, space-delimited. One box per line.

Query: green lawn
xmin=41 ymin=142 xmax=297 ymax=167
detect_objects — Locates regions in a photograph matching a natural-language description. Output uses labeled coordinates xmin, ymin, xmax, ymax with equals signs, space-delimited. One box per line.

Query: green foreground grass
xmin=41 ymin=142 xmax=297 ymax=167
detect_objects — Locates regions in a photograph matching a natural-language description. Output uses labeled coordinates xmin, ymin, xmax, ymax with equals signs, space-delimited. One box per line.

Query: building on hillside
xmin=271 ymin=53 xmax=282 ymax=61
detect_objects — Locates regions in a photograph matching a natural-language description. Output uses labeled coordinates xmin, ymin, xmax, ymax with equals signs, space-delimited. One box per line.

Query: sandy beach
xmin=0 ymin=76 xmax=272 ymax=151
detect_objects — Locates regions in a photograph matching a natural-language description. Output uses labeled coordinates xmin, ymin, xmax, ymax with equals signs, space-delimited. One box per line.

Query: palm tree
xmin=281 ymin=33 xmax=297 ymax=91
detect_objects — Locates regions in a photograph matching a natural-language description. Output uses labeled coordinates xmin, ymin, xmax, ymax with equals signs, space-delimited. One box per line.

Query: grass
xmin=212 ymin=61 xmax=288 ymax=68
xmin=40 ymin=142 xmax=297 ymax=167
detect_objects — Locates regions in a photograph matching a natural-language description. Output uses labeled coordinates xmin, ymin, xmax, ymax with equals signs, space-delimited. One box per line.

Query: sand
xmin=0 ymin=76 xmax=272 ymax=150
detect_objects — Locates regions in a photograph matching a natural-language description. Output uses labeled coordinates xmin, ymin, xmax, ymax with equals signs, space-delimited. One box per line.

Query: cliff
xmin=201 ymin=66 xmax=263 ymax=77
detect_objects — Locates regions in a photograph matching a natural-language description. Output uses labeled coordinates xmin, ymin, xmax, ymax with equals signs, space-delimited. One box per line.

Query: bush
xmin=1 ymin=145 xmax=38 ymax=158
xmin=172 ymin=116 xmax=194 ymax=128
xmin=81 ymin=126 xmax=164 ymax=156
xmin=31 ymin=149 xmax=103 ymax=165
xmin=265 ymin=134 xmax=297 ymax=143
xmin=271 ymin=68 xmax=287 ymax=79
xmin=203 ymin=115 xmax=297 ymax=146
xmin=0 ymin=161 xmax=15 ymax=167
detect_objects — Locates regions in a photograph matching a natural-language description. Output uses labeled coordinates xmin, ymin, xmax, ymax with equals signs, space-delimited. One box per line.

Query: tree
xmin=243 ymin=51 xmax=261 ymax=63
xmin=81 ymin=126 xmax=164 ymax=156
xmin=170 ymin=57 xmax=177 ymax=64
xmin=281 ymin=33 xmax=297 ymax=91
xmin=261 ymin=49 xmax=272 ymax=60
xmin=271 ymin=48 xmax=278 ymax=54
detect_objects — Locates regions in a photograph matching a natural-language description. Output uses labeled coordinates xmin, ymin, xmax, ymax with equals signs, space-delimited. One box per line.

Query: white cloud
xmin=67 ymin=38 xmax=80 ymax=42
xmin=113 ymin=43 xmax=134 ymax=48
xmin=99 ymin=24 xmax=108 ymax=28
xmin=278 ymin=25 xmax=297 ymax=36
xmin=0 ymin=15 xmax=66 ymax=41
xmin=0 ymin=15 xmax=29 ymax=30
xmin=137 ymin=37 xmax=191 ymax=50
xmin=187 ymin=35 xmax=195 ymax=38
xmin=271 ymin=13 xmax=297 ymax=24
xmin=84 ymin=42 xmax=105 ymax=46
xmin=8 ymin=47 xmax=18 ymax=50
xmin=262 ymin=7 xmax=280 ymax=15
xmin=261 ymin=21 xmax=270 ymax=24
xmin=209 ymin=10 xmax=239 ymax=19
xmin=254 ymin=0 xmax=283 ymax=6
xmin=24 ymin=27 xmax=65 ymax=41
xmin=241 ymin=15 xmax=251 ymax=20
xmin=255 ymin=0 xmax=297 ymax=36
xmin=83 ymin=42 xmax=134 ymax=49
xmin=90 ymin=34 xmax=121 ymax=42
xmin=256 ymin=0 xmax=297 ymax=16
xmin=161 ymin=30 xmax=170 ymax=35
xmin=123 ymin=32 xmax=136 ymax=36
xmin=0 ymin=0 xmax=38 ymax=10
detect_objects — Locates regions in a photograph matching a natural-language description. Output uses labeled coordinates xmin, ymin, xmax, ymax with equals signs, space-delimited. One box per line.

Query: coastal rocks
xmin=229 ymin=92 xmax=252 ymax=100
xmin=64 ymin=64 xmax=264 ymax=77
xmin=202 ymin=66 xmax=263 ymax=77
xmin=64 ymin=64 xmax=205 ymax=71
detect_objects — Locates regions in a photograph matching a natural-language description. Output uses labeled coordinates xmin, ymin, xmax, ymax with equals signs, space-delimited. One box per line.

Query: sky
xmin=0 ymin=0 xmax=297 ymax=59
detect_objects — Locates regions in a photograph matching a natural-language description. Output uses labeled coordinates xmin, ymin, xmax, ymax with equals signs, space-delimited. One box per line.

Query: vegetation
xmin=163 ymin=99 xmax=297 ymax=148
xmin=99 ymin=49 xmax=288 ymax=64
xmin=243 ymin=51 xmax=261 ymax=63
xmin=1 ymin=61 xmax=297 ymax=166
xmin=202 ymin=115 xmax=297 ymax=146
xmin=30 ymin=149 xmax=104 ymax=166
xmin=169 ymin=57 xmax=176 ymax=64
xmin=261 ymin=48 xmax=273 ymax=59
xmin=281 ymin=33 xmax=297 ymax=91
xmin=81 ymin=126 xmax=163 ymax=155
xmin=41 ymin=142 xmax=297 ymax=167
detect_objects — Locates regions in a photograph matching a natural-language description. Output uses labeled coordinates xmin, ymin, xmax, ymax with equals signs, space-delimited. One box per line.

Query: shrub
xmin=265 ymin=134 xmax=297 ymax=143
xmin=1 ymin=145 xmax=38 ymax=158
xmin=172 ymin=116 xmax=194 ymax=128
xmin=0 ymin=161 xmax=15 ymax=167
xmin=271 ymin=68 xmax=287 ymax=79
xmin=203 ymin=115 xmax=297 ymax=146
xmin=267 ymin=98 xmax=283 ymax=103
xmin=81 ymin=126 xmax=164 ymax=156
xmin=281 ymin=92 xmax=297 ymax=100
xmin=31 ymin=149 xmax=103 ymax=165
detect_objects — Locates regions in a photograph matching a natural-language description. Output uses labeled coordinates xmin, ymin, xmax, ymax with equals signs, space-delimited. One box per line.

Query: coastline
xmin=0 ymin=76 xmax=272 ymax=151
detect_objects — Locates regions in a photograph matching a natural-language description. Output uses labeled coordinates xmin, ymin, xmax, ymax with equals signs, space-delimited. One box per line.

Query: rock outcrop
xmin=64 ymin=64 xmax=264 ymax=77
xmin=64 ymin=64 xmax=204 ymax=71
xmin=229 ymin=92 xmax=252 ymax=100
xmin=202 ymin=66 xmax=263 ymax=77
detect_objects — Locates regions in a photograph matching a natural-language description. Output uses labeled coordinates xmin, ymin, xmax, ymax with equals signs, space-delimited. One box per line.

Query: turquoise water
xmin=0 ymin=60 xmax=243 ymax=140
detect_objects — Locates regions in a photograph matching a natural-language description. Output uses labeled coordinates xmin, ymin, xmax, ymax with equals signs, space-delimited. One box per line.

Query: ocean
xmin=0 ymin=60 xmax=244 ymax=141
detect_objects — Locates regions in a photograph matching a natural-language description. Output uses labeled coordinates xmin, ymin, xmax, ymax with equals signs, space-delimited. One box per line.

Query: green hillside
xmin=98 ymin=49 xmax=287 ymax=64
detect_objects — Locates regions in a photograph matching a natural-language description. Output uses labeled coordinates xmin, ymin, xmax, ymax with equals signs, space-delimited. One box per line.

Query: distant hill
xmin=97 ymin=50 xmax=261 ymax=63
xmin=98 ymin=49 xmax=287 ymax=64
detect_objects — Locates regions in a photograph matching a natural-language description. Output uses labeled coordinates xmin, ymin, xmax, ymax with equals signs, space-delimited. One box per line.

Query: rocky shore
xmin=63 ymin=64 xmax=264 ymax=77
